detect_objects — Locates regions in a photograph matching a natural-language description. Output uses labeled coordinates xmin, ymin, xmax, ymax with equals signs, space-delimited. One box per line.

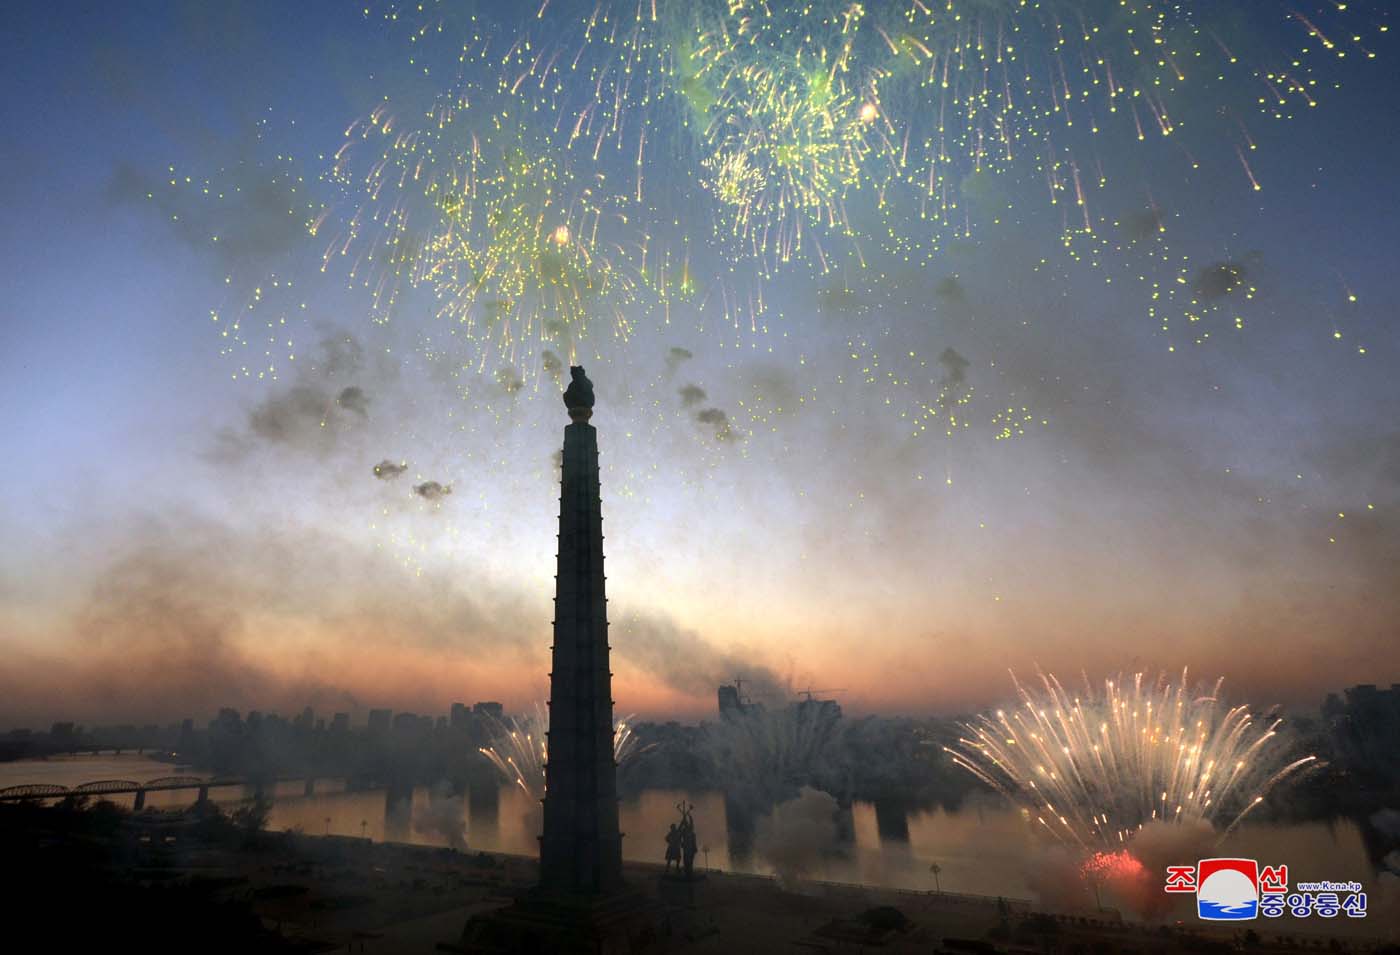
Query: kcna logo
xmin=1165 ymin=859 xmax=1367 ymax=921
xmin=1181 ymin=859 xmax=1269 ymax=920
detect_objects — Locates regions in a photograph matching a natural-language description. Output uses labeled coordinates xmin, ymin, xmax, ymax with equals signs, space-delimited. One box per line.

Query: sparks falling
xmin=160 ymin=0 xmax=1388 ymax=450
xmin=946 ymin=669 xmax=1321 ymax=850
xmin=479 ymin=703 xmax=651 ymax=800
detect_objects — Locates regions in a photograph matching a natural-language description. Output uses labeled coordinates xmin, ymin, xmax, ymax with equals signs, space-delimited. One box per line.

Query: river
xmin=1 ymin=753 xmax=1384 ymax=913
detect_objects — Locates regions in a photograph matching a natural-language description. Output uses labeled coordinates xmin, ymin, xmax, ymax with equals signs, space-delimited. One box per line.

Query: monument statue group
xmin=663 ymin=802 xmax=700 ymax=880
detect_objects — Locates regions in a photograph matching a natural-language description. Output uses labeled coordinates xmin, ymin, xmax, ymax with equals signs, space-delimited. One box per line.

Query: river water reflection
xmin=2 ymin=753 xmax=1381 ymax=908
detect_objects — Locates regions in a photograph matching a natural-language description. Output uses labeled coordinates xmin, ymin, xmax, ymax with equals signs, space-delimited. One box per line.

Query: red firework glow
xmin=1080 ymin=850 xmax=1151 ymax=910
xmin=1082 ymin=850 xmax=1148 ymax=884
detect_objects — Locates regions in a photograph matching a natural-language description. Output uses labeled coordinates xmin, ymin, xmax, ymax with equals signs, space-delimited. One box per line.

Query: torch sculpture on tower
xmin=453 ymin=366 xmax=663 ymax=954
xmin=540 ymin=365 xmax=624 ymax=892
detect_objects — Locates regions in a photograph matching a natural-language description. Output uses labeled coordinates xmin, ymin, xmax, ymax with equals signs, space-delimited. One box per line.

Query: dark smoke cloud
xmin=815 ymin=279 xmax=869 ymax=316
xmin=246 ymin=385 xmax=342 ymax=446
xmin=1119 ymin=206 xmax=1165 ymax=243
xmin=932 ymin=347 xmax=973 ymax=415
xmin=496 ymin=366 xmax=524 ymax=394
xmin=1114 ymin=820 xmax=1216 ymax=917
xmin=1193 ymin=259 xmax=1248 ymax=301
xmin=612 ymin=611 xmax=785 ymax=703
xmin=753 ymin=788 xmax=842 ymax=885
xmin=665 ymin=346 xmax=694 ymax=373
xmin=105 ymin=159 xmax=305 ymax=271
xmin=317 ymin=332 xmax=366 ymax=378
xmin=935 ymin=275 xmax=967 ymax=304
xmin=372 ymin=459 xmax=407 ymax=480
xmin=541 ymin=350 xmax=563 ymax=380
xmin=696 ymin=407 xmax=736 ymax=442
xmin=1372 ymin=808 xmax=1400 ymax=840
xmin=743 ymin=364 xmax=800 ymax=414
xmin=678 ymin=384 xmax=707 ymax=407
xmin=414 ymin=481 xmax=452 ymax=501
xmin=209 ymin=330 xmax=375 ymax=460
xmin=937 ymin=347 xmax=970 ymax=388
xmin=336 ymin=385 xmax=370 ymax=417
xmin=1023 ymin=845 xmax=1093 ymax=910
xmin=0 ymin=513 xmax=543 ymax=728
xmin=414 ymin=782 xmax=468 ymax=850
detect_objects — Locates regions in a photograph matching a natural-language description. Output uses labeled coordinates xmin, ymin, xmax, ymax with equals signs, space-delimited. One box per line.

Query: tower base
xmin=444 ymin=886 xmax=667 ymax=955
xmin=656 ymin=874 xmax=717 ymax=944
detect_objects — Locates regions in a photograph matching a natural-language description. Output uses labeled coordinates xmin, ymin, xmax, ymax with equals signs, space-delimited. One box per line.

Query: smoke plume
xmin=612 ymin=611 xmax=784 ymax=704
xmin=696 ymin=407 xmax=735 ymax=442
xmin=754 ymin=788 xmax=842 ymax=885
xmin=414 ymin=481 xmax=452 ymax=501
xmin=678 ymin=384 xmax=707 ymax=407
xmin=665 ymin=347 xmax=694 ymax=373
xmin=336 ymin=386 xmax=370 ymax=417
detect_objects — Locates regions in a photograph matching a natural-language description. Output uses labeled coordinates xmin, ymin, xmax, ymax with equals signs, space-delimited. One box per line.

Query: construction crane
xmin=794 ymin=687 xmax=846 ymax=702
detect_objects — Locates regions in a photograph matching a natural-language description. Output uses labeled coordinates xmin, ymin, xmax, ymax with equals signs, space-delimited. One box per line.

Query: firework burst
xmin=685 ymin=1 xmax=899 ymax=271
xmin=165 ymin=0 xmax=1388 ymax=438
xmin=946 ymin=669 xmax=1321 ymax=850
xmin=317 ymin=24 xmax=656 ymax=370
xmin=479 ymin=703 xmax=652 ymax=800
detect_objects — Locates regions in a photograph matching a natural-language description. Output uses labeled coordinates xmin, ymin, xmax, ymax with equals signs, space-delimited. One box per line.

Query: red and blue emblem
xmin=1196 ymin=858 xmax=1259 ymax=920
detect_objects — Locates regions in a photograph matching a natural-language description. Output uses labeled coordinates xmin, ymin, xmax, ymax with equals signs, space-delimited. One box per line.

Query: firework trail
xmin=494 ymin=0 xmax=1385 ymax=252
xmin=703 ymin=698 xmax=848 ymax=808
xmin=408 ymin=0 xmax=1386 ymax=423
xmin=163 ymin=1 xmax=1388 ymax=447
xmin=318 ymin=37 xmax=652 ymax=369
xmin=204 ymin=0 xmax=1389 ymax=327
xmin=946 ymin=669 xmax=1321 ymax=850
xmin=478 ymin=702 xmax=652 ymax=800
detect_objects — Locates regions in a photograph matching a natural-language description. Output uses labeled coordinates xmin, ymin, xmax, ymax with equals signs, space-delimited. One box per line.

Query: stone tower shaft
xmin=539 ymin=409 xmax=623 ymax=894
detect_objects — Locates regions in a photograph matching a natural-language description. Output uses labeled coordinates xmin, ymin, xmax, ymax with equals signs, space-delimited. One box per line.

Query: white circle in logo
xmin=1199 ymin=869 xmax=1256 ymax=907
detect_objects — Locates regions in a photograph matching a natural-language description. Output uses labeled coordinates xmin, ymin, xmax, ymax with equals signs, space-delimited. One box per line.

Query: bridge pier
xmin=303 ymin=777 xmax=316 ymax=797
xmin=134 ymin=788 xmax=146 ymax=810
xmin=197 ymin=784 xmax=210 ymax=806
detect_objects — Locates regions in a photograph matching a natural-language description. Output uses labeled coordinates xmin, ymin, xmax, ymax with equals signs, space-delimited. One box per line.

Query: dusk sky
xmin=2 ymin=0 xmax=1397 ymax=728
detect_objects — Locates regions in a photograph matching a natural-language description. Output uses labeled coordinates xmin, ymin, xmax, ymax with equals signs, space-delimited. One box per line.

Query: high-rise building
xmin=212 ymin=708 xmax=242 ymax=736
xmin=472 ymin=701 xmax=504 ymax=720
xmin=717 ymin=682 xmax=765 ymax=722
xmin=367 ymin=709 xmax=392 ymax=735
